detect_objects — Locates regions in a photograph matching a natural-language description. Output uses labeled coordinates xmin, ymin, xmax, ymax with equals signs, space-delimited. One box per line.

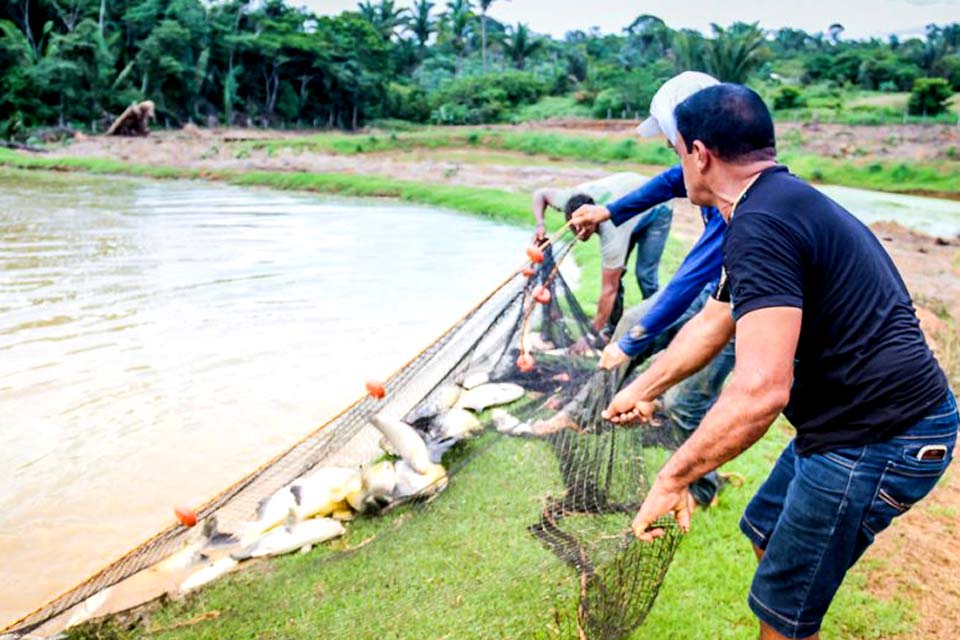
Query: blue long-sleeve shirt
xmin=606 ymin=165 xmax=726 ymax=357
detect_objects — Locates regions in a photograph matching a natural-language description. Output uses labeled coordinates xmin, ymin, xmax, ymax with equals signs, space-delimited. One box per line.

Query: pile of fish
xmin=160 ymin=376 xmax=531 ymax=596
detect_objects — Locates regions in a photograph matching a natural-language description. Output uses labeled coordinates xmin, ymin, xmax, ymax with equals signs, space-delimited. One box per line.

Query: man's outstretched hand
xmin=570 ymin=204 xmax=611 ymax=241
xmin=631 ymin=476 xmax=694 ymax=541
xmin=601 ymin=382 xmax=657 ymax=424
xmin=533 ymin=224 xmax=548 ymax=247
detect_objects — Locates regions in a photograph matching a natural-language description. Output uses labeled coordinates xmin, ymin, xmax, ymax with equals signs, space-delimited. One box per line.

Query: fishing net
xmin=2 ymin=237 xmax=682 ymax=640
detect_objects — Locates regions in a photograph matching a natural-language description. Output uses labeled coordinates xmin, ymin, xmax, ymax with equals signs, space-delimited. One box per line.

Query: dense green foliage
xmin=0 ymin=0 xmax=957 ymax=137
xmin=909 ymin=77 xmax=954 ymax=115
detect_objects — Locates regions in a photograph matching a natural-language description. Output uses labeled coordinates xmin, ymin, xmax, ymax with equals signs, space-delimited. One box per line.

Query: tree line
xmin=1 ymin=0 xmax=958 ymax=137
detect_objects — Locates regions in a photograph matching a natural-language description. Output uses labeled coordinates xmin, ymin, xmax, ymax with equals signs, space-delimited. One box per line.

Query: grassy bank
xmin=67 ymin=427 xmax=911 ymax=640
xmin=239 ymin=129 xmax=960 ymax=199
xmin=3 ymin=153 xmax=914 ymax=639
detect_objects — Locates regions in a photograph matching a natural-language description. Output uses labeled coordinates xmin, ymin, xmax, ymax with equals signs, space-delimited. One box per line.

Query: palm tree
xmin=671 ymin=29 xmax=704 ymax=72
xmin=625 ymin=14 xmax=670 ymax=59
xmin=408 ymin=0 xmax=435 ymax=49
xmin=357 ymin=0 xmax=408 ymax=41
xmin=502 ymin=22 xmax=541 ymax=70
xmin=700 ymin=22 xmax=768 ymax=83
xmin=444 ymin=0 xmax=472 ymax=74
xmin=477 ymin=0 xmax=502 ymax=71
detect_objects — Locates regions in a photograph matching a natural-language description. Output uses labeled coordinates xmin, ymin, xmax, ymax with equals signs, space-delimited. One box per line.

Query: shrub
xmin=592 ymin=88 xmax=626 ymax=119
xmin=385 ymin=83 xmax=430 ymax=122
xmin=908 ymin=78 xmax=953 ymax=116
xmin=428 ymin=71 xmax=547 ymax=124
xmin=773 ymin=86 xmax=806 ymax=110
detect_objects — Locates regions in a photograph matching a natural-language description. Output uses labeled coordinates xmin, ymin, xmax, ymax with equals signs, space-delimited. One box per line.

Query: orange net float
xmin=174 ymin=505 xmax=198 ymax=528
xmin=526 ymin=246 xmax=544 ymax=264
xmin=516 ymin=352 xmax=535 ymax=372
xmin=533 ymin=285 xmax=552 ymax=305
xmin=521 ymin=267 xmax=536 ymax=278
xmin=365 ymin=380 xmax=386 ymax=399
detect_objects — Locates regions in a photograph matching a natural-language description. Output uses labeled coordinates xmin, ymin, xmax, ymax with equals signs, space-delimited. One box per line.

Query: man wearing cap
xmin=531 ymin=173 xmax=673 ymax=347
xmin=563 ymin=71 xmax=736 ymax=506
xmin=601 ymin=83 xmax=955 ymax=640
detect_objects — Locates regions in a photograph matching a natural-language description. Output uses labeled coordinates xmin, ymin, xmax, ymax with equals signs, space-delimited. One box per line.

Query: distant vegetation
xmin=0 ymin=1 xmax=958 ymax=138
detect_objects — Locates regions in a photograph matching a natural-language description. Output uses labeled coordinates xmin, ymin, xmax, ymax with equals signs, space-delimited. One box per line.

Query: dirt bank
xmin=516 ymin=119 xmax=960 ymax=163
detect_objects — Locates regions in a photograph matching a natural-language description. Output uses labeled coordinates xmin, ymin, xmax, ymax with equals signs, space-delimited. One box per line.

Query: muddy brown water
xmin=0 ymin=170 xmax=531 ymax=627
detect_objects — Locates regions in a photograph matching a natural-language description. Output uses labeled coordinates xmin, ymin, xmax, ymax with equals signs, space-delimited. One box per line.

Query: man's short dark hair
xmin=564 ymin=193 xmax=595 ymax=220
xmin=675 ymin=84 xmax=776 ymax=163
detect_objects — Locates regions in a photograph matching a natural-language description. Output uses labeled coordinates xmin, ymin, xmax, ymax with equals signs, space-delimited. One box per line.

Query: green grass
xmin=2 ymin=150 xmax=917 ymax=640
xmin=514 ymin=95 xmax=594 ymax=122
xmin=66 ymin=425 xmax=912 ymax=640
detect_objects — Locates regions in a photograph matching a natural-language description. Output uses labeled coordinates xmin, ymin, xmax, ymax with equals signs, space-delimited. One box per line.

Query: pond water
xmin=819 ymin=184 xmax=960 ymax=238
xmin=0 ymin=170 xmax=530 ymax=626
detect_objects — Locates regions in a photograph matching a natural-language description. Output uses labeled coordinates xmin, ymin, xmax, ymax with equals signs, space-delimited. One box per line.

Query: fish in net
xmin=2 ymin=237 xmax=681 ymax=640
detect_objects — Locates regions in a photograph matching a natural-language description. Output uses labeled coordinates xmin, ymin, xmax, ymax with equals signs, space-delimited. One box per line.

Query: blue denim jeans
xmin=740 ymin=392 xmax=958 ymax=638
xmin=605 ymin=205 xmax=673 ymax=340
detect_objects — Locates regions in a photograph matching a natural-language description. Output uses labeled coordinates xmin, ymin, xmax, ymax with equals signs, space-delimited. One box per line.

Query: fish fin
xmin=201 ymin=516 xmax=240 ymax=548
xmin=285 ymin=507 xmax=298 ymax=532
xmin=290 ymin=484 xmax=303 ymax=506
xmin=254 ymin=495 xmax=269 ymax=519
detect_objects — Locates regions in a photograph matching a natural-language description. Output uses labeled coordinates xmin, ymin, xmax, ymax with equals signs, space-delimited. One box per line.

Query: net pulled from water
xmin=2 ymin=236 xmax=681 ymax=640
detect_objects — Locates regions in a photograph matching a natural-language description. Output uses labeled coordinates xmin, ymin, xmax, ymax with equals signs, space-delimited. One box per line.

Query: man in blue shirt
xmin=539 ymin=72 xmax=738 ymax=505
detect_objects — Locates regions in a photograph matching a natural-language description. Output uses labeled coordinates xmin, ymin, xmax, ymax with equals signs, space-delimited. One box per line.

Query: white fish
xmin=408 ymin=383 xmax=462 ymax=422
xmin=433 ymin=408 xmax=483 ymax=440
xmin=232 ymin=516 xmax=345 ymax=560
xmin=460 ymin=370 xmax=490 ymax=390
xmin=178 ymin=557 xmax=239 ymax=593
xmin=360 ymin=460 xmax=397 ymax=510
xmin=393 ymin=460 xmax=448 ymax=501
xmin=290 ymin=467 xmax=361 ymax=521
xmin=491 ymin=409 xmax=533 ymax=436
xmin=370 ymin=414 xmax=433 ymax=474
xmin=456 ymin=383 xmax=525 ymax=412
xmin=65 ymin=586 xmax=113 ymax=628
xmin=240 ymin=485 xmax=298 ymax=544
xmin=155 ymin=516 xmax=238 ymax=573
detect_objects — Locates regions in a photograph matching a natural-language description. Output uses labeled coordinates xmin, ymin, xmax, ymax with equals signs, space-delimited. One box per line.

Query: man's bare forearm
xmin=532 ymin=189 xmax=551 ymax=227
xmin=593 ymin=274 xmax=621 ymax=332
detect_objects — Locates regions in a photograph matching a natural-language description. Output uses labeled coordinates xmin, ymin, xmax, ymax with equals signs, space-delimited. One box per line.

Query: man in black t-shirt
xmin=596 ymin=84 xmax=957 ymax=639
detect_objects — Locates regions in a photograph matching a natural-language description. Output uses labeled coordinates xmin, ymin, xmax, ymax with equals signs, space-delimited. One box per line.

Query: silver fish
xmin=456 ymin=382 xmax=525 ymax=412
xmin=232 ymin=515 xmax=345 ymax=560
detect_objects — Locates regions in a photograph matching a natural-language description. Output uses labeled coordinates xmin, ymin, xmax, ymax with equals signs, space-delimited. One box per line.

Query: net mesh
xmin=3 ymin=239 xmax=682 ymax=640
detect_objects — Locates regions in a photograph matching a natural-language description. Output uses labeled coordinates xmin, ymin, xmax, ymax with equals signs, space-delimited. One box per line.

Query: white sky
xmin=304 ymin=0 xmax=959 ymax=40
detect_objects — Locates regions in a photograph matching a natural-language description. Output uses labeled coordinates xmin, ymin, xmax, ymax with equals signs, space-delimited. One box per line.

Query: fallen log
xmin=0 ymin=139 xmax=47 ymax=153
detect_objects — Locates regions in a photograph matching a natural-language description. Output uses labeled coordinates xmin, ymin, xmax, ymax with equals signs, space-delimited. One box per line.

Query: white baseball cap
xmin=636 ymin=71 xmax=720 ymax=145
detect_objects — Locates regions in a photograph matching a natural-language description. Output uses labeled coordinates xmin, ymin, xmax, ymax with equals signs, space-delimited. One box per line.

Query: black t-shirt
xmin=713 ymin=166 xmax=947 ymax=456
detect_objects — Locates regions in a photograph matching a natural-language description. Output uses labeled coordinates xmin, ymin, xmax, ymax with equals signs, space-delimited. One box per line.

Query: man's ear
xmin=692 ymin=140 xmax=710 ymax=174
